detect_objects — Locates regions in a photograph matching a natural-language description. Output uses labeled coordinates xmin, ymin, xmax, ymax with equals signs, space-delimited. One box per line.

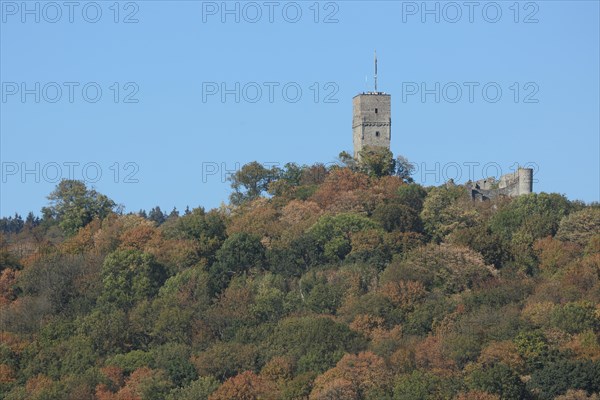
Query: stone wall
xmin=352 ymin=93 xmax=391 ymax=157
xmin=466 ymin=168 xmax=533 ymax=200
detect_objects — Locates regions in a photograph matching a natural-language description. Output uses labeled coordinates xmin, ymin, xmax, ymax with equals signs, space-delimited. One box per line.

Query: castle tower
xmin=353 ymin=52 xmax=392 ymax=158
xmin=517 ymin=168 xmax=533 ymax=195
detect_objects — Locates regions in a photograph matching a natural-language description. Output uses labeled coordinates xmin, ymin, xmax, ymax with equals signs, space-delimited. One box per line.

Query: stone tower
xmin=353 ymin=52 xmax=391 ymax=158
xmin=516 ymin=168 xmax=533 ymax=195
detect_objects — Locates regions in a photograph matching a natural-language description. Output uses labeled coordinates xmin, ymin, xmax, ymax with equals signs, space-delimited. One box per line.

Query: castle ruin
xmin=466 ymin=168 xmax=534 ymax=200
xmin=351 ymin=52 xmax=534 ymax=199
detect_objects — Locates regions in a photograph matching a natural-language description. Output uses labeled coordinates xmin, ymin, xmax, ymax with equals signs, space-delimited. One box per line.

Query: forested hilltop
xmin=1 ymin=155 xmax=599 ymax=400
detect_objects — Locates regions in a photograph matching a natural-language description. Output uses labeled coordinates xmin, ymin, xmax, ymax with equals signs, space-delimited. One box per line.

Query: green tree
xmin=268 ymin=234 xmax=323 ymax=277
xmin=251 ymin=286 xmax=286 ymax=323
xmin=229 ymin=161 xmax=281 ymax=205
xmin=448 ymin=224 xmax=506 ymax=268
xmin=0 ymin=236 xmax=21 ymax=272
xmin=267 ymin=162 xmax=306 ymax=197
xmin=151 ymin=343 xmax=197 ymax=386
xmin=556 ymin=208 xmax=600 ymax=247
xmin=308 ymin=213 xmax=379 ymax=262
xmin=99 ymin=249 xmax=167 ymax=308
xmin=267 ymin=316 xmax=366 ymax=374
xmin=382 ymin=243 xmax=494 ymax=295
xmin=214 ymin=232 xmax=265 ymax=272
xmin=550 ymin=302 xmax=599 ymax=334
xmin=161 ymin=207 xmax=227 ymax=265
xmin=148 ymin=206 xmax=167 ymax=225
xmin=421 ymin=184 xmax=477 ymax=242
xmin=19 ymin=253 xmax=86 ymax=314
xmin=19 ymin=319 xmax=97 ymax=380
xmin=358 ymin=147 xmax=397 ymax=178
xmin=395 ymin=155 xmax=415 ymax=183
xmin=396 ymin=183 xmax=427 ymax=212
xmin=514 ymin=331 xmax=552 ymax=370
xmin=166 ymin=376 xmax=219 ymax=400
xmin=209 ymin=233 xmax=266 ymax=295
xmin=393 ymin=370 xmax=459 ymax=400
xmin=489 ymin=193 xmax=572 ymax=243
xmin=338 ymin=151 xmax=359 ymax=170
xmin=153 ymin=266 xmax=213 ymax=345
xmin=403 ymin=294 xmax=452 ymax=336
xmin=467 ymin=363 xmax=528 ymax=400
xmin=373 ymin=202 xmax=422 ymax=233
xmin=528 ymin=360 xmax=600 ymax=400
xmin=105 ymin=350 xmax=154 ymax=374
xmin=163 ymin=207 xmax=226 ymax=242
xmin=0 ymin=213 xmax=25 ymax=234
xmin=78 ymin=305 xmax=129 ymax=355
xmin=192 ymin=342 xmax=259 ymax=380
xmin=42 ymin=180 xmax=117 ymax=235
xmin=305 ymin=278 xmax=344 ymax=315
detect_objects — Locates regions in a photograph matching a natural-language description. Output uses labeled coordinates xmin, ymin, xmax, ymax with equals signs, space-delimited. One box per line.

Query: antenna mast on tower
xmin=374 ymin=50 xmax=378 ymax=92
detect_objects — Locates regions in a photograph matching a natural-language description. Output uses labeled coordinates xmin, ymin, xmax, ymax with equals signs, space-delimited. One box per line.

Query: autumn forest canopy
xmin=1 ymin=152 xmax=599 ymax=400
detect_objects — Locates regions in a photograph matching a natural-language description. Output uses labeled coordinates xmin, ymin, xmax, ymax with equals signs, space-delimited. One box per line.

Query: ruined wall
xmin=467 ymin=168 xmax=533 ymax=200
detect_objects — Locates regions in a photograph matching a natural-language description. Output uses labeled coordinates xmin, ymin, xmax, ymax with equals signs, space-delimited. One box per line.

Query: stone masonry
xmin=352 ymin=92 xmax=392 ymax=158
xmin=350 ymin=54 xmax=533 ymax=199
xmin=466 ymin=168 xmax=534 ymax=200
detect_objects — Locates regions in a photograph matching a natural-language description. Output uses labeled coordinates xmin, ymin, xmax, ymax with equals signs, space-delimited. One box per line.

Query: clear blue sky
xmin=1 ymin=0 xmax=599 ymax=217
